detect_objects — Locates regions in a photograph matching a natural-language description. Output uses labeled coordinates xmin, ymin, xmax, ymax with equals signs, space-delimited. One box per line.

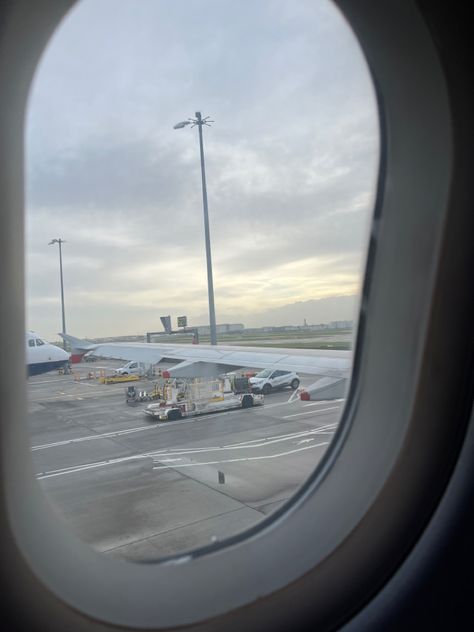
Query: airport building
xmin=194 ymin=323 xmax=244 ymax=335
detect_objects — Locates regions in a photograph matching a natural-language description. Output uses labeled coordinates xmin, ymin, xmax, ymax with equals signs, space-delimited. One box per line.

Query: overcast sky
xmin=25 ymin=0 xmax=379 ymax=340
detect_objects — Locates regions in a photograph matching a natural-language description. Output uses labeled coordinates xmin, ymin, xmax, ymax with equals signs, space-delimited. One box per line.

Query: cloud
xmin=27 ymin=136 xmax=194 ymax=211
xmin=25 ymin=0 xmax=378 ymax=340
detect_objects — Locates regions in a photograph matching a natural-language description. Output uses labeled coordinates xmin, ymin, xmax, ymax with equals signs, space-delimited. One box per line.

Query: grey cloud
xmin=27 ymin=137 xmax=197 ymax=212
xmin=249 ymin=294 xmax=359 ymax=328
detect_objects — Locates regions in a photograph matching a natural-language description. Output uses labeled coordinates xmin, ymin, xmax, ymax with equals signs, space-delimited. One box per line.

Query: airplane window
xmin=25 ymin=0 xmax=378 ymax=563
xmin=28 ymin=339 xmax=35 ymax=347
xmin=3 ymin=0 xmax=470 ymax=629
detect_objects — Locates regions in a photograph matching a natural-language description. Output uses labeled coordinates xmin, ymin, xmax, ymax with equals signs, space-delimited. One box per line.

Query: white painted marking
xmin=31 ymin=424 xmax=158 ymax=451
xmin=283 ymin=406 xmax=339 ymax=419
xmin=153 ymin=441 xmax=330 ymax=470
xmin=303 ymin=399 xmax=343 ymax=408
xmin=37 ymin=453 xmax=151 ymax=480
xmin=287 ymin=390 xmax=299 ymax=403
xmin=144 ymin=424 xmax=338 ymax=458
xmin=28 ymin=377 xmax=72 ymax=385
xmin=29 ymin=388 xmax=120 ymax=403
xmin=36 ymin=426 xmax=337 ymax=480
xmin=221 ymin=422 xmax=338 ymax=448
xmin=261 ymin=399 xmax=301 ymax=410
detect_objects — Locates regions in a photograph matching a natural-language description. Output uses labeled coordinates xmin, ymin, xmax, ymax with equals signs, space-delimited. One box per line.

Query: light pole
xmin=48 ymin=238 xmax=67 ymax=349
xmin=174 ymin=112 xmax=218 ymax=346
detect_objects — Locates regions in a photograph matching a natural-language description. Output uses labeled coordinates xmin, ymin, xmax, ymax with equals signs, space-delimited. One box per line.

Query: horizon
xmin=36 ymin=293 xmax=358 ymax=342
xmin=48 ymin=319 xmax=355 ymax=343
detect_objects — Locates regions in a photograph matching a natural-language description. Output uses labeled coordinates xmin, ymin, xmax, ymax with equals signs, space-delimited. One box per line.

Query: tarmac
xmin=27 ymin=359 xmax=343 ymax=561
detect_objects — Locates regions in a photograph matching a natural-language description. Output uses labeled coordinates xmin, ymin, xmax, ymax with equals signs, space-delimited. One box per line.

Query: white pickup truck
xmin=114 ymin=361 xmax=147 ymax=376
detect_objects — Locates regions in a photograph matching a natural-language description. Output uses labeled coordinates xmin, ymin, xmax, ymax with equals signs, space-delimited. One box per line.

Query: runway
xmin=27 ymin=361 xmax=343 ymax=561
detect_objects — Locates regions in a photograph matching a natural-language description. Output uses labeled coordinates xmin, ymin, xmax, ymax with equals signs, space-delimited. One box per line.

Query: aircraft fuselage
xmin=27 ymin=332 xmax=69 ymax=376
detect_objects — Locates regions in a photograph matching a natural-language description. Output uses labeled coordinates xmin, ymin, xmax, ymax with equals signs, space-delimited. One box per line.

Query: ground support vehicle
xmin=99 ymin=374 xmax=140 ymax=384
xmin=144 ymin=376 xmax=264 ymax=421
xmin=223 ymin=373 xmax=252 ymax=394
xmin=126 ymin=383 xmax=162 ymax=404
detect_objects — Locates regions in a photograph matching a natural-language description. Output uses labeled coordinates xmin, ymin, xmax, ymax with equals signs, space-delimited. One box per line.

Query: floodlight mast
xmin=48 ymin=238 xmax=67 ymax=349
xmin=173 ymin=121 xmax=191 ymax=129
xmin=173 ymin=111 xmax=217 ymax=345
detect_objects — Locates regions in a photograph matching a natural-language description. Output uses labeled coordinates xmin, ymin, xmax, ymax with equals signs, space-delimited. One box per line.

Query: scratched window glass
xmin=25 ymin=0 xmax=378 ymax=561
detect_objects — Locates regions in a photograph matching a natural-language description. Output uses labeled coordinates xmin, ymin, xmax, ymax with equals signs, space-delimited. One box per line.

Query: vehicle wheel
xmin=290 ymin=379 xmax=300 ymax=390
xmin=262 ymin=383 xmax=272 ymax=395
xmin=167 ymin=408 xmax=182 ymax=421
xmin=241 ymin=394 xmax=253 ymax=408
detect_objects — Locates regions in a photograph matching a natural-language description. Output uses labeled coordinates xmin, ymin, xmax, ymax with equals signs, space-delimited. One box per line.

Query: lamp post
xmin=48 ymin=238 xmax=67 ymax=349
xmin=174 ymin=112 xmax=217 ymax=345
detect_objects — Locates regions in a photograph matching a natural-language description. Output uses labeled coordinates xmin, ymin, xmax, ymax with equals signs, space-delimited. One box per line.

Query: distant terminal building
xmin=245 ymin=321 xmax=354 ymax=334
xmin=329 ymin=320 xmax=353 ymax=330
xmin=195 ymin=323 xmax=244 ymax=335
xmin=306 ymin=321 xmax=353 ymax=331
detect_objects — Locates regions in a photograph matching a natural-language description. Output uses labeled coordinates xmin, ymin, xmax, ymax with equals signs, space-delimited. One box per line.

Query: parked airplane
xmin=27 ymin=331 xmax=69 ymax=376
xmin=60 ymin=332 xmax=351 ymax=399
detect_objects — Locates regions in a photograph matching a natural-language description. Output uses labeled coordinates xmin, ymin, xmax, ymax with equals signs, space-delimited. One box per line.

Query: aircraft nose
xmin=58 ymin=347 xmax=69 ymax=360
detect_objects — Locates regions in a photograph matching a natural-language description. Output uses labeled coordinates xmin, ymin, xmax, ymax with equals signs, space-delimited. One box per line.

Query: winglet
xmin=59 ymin=333 xmax=98 ymax=353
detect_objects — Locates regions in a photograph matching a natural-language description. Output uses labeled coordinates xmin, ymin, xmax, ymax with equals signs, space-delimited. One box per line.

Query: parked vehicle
xmin=114 ymin=361 xmax=146 ymax=376
xmin=249 ymin=369 xmax=300 ymax=394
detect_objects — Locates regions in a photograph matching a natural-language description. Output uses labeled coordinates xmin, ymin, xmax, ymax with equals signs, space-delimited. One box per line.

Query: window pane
xmin=26 ymin=0 xmax=378 ymax=562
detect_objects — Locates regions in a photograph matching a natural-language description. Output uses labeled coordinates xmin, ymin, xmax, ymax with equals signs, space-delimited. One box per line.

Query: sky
xmin=25 ymin=0 xmax=379 ymax=340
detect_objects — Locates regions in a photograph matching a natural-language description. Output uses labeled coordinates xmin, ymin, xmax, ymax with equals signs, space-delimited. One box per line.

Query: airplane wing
xmin=60 ymin=333 xmax=351 ymax=400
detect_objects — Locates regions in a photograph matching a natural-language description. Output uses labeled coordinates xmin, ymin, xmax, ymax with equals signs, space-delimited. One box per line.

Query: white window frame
xmin=0 ymin=1 xmax=472 ymax=630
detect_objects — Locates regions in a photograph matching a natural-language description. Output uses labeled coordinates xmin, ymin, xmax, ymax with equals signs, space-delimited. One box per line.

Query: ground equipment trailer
xmin=144 ymin=376 xmax=264 ymax=421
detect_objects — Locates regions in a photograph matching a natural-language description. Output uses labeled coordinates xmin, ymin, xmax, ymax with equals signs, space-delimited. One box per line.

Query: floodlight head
xmin=48 ymin=239 xmax=58 ymax=245
xmin=173 ymin=121 xmax=191 ymax=129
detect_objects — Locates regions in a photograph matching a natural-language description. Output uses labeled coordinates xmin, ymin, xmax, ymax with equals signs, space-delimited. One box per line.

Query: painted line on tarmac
xmin=283 ymin=406 xmax=340 ymax=419
xmin=221 ymin=422 xmax=338 ymax=448
xmin=37 ymin=439 xmax=332 ymax=480
xmin=37 ymin=453 xmax=151 ymax=480
xmin=31 ymin=401 xmax=340 ymax=452
xmin=29 ymin=388 xmax=122 ymax=403
xmin=28 ymin=377 xmax=75 ymax=385
xmin=145 ymin=423 xmax=338 ymax=458
xmin=31 ymin=424 xmax=158 ymax=451
xmin=263 ymin=398 xmax=341 ymax=410
xmin=35 ymin=427 xmax=337 ymax=480
xmin=153 ymin=441 xmax=331 ymax=470
xmin=302 ymin=398 xmax=344 ymax=407
xmin=30 ymin=412 xmax=232 ymax=451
